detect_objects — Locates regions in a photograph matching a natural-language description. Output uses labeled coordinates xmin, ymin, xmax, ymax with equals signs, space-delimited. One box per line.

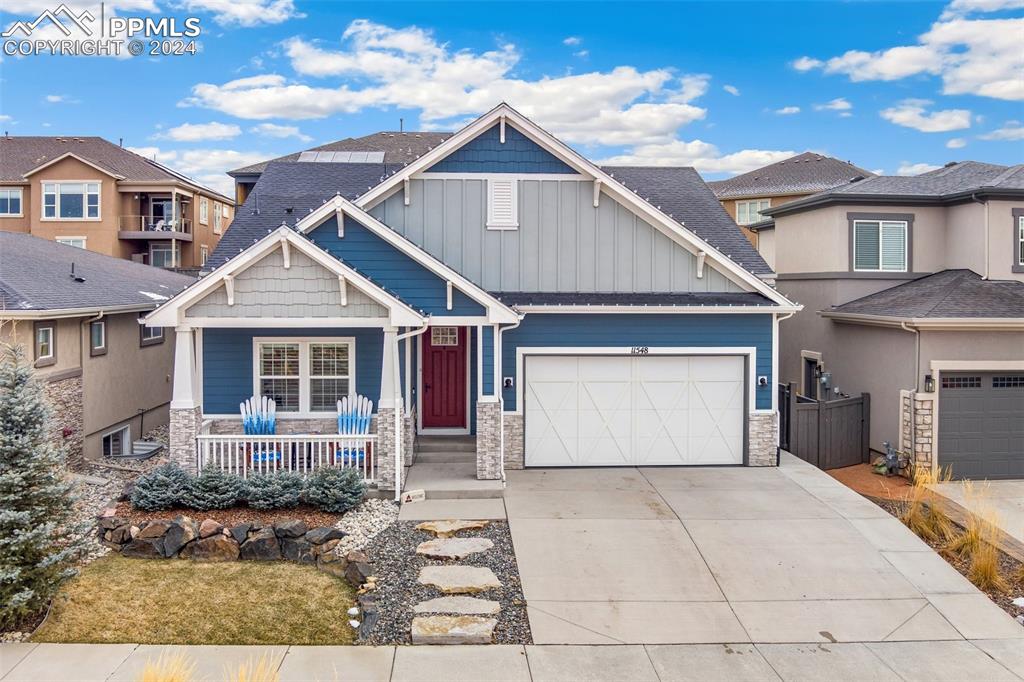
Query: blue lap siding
xmin=308 ymin=216 xmax=486 ymax=317
xmin=500 ymin=313 xmax=774 ymax=411
xmin=203 ymin=328 xmax=384 ymax=415
xmin=425 ymin=124 xmax=577 ymax=174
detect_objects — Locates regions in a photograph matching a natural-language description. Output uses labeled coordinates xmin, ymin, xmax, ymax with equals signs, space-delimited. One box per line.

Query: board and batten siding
xmin=202 ymin=328 xmax=384 ymax=415
xmin=369 ymin=178 xmax=743 ymax=294
xmin=500 ymin=313 xmax=774 ymax=411
xmin=309 ymin=216 xmax=486 ymax=317
xmin=186 ymin=249 xmax=387 ymax=319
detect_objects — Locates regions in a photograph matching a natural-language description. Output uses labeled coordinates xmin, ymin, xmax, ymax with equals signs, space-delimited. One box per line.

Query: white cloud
xmin=562 ymin=36 xmax=582 ymax=46
xmin=0 ymin=114 xmax=12 ymax=123
xmin=180 ymin=0 xmax=303 ymax=26
xmin=184 ymin=19 xmax=710 ymax=148
xmin=814 ymin=97 xmax=852 ymax=111
xmin=128 ymin=145 xmax=265 ymax=195
xmin=250 ymin=122 xmax=312 ymax=141
xmin=774 ymin=106 xmax=800 ymax=115
xmin=157 ymin=121 xmax=242 ymax=141
xmin=573 ymin=50 xmax=589 ymax=58
xmin=946 ymin=137 xmax=967 ymax=148
xmin=979 ymin=120 xmax=1024 ymax=140
xmin=897 ymin=161 xmax=942 ymax=175
xmin=880 ymin=99 xmax=971 ymax=132
xmin=723 ymin=84 xmax=740 ymax=96
xmin=44 ymin=94 xmax=74 ymax=103
xmin=598 ymin=140 xmax=795 ymax=175
xmin=793 ymin=3 xmax=1024 ymax=100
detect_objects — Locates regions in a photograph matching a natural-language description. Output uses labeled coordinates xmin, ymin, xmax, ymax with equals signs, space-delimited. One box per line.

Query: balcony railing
xmin=119 ymin=215 xmax=192 ymax=234
xmin=196 ymin=433 xmax=378 ymax=482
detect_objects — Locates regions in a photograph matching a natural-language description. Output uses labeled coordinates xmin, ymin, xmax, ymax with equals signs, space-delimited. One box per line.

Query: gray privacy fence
xmin=779 ymin=382 xmax=870 ymax=470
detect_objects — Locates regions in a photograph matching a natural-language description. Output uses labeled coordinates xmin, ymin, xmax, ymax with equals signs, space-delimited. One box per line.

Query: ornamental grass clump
xmin=183 ymin=469 xmax=247 ymax=510
xmin=304 ymin=467 xmax=365 ymax=513
xmin=967 ymin=509 xmax=1009 ymax=593
xmin=900 ymin=465 xmax=955 ymax=543
xmin=130 ymin=463 xmax=190 ymax=511
xmin=138 ymin=651 xmax=195 ymax=682
xmin=245 ymin=471 xmax=304 ymax=510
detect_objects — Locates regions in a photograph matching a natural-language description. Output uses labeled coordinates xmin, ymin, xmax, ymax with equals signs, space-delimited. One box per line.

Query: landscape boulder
xmin=274 ymin=519 xmax=308 ymax=538
xmin=239 ymin=527 xmax=281 ymax=561
xmin=281 ymin=538 xmax=316 ymax=564
xmin=229 ymin=523 xmax=252 ymax=544
xmin=121 ymin=537 xmax=163 ymax=559
xmin=305 ymin=527 xmax=346 ymax=545
xmin=186 ymin=534 xmax=240 ymax=562
xmin=198 ymin=519 xmax=223 ymax=538
xmin=137 ymin=520 xmax=172 ymax=540
xmin=162 ymin=518 xmax=197 ymax=556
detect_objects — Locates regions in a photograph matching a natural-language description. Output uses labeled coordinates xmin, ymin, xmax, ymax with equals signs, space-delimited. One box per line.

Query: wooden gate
xmin=779 ymin=382 xmax=871 ymax=470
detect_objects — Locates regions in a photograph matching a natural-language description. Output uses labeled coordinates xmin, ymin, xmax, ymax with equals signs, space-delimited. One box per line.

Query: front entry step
xmin=416 ymin=451 xmax=476 ymax=464
xmin=404 ymin=463 xmax=504 ymax=499
xmin=416 ymin=436 xmax=477 ymax=453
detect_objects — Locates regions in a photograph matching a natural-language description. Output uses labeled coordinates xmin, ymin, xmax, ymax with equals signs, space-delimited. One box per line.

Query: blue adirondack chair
xmin=337 ymin=394 xmax=373 ymax=466
xmin=241 ymin=396 xmax=281 ymax=463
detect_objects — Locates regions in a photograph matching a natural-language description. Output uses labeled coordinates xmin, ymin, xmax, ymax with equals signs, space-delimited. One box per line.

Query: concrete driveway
xmin=505 ymin=453 xmax=1024 ymax=646
xmin=930 ymin=480 xmax=1024 ymax=551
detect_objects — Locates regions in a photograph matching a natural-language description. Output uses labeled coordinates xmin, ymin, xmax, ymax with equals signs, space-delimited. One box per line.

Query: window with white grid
xmin=431 ymin=327 xmax=459 ymax=346
xmin=255 ymin=338 xmax=355 ymax=414
xmin=258 ymin=343 xmax=300 ymax=412
xmin=309 ymin=343 xmax=352 ymax=412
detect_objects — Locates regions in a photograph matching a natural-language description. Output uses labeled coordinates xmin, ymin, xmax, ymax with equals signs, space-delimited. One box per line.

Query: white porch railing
xmin=196 ymin=433 xmax=377 ymax=482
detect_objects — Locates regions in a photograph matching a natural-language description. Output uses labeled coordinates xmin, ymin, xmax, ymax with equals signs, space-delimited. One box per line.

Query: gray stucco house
xmin=148 ymin=104 xmax=801 ymax=496
xmin=758 ymin=161 xmax=1024 ymax=479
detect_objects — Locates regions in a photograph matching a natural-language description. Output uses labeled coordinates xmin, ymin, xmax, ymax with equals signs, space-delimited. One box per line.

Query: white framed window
xmin=56 ymin=236 xmax=87 ymax=249
xmin=102 ymin=425 xmax=131 ymax=457
xmin=149 ymin=242 xmax=179 ymax=268
xmin=199 ymin=197 xmax=209 ymax=225
xmin=222 ymin=203 xmax=230 ymax=219
xmin=253 ymin=338 xmax=355 ymax=415
xmin=200 ymin=244 xmax=209 ymax=266
xmin=735 ymin=199 xmax=771 ymax=225
xmin=486 ymin=178 xmax=518 ymax=230
xmin=42 ymin=181 xmax=100 ymax=220
xmin=0 ymin=188 xmax=23 ymax=216
xmin=213 ymin=202 xmax=222 ymax=234
xmin=431 ymin=327 xmax=459 ymax=346
xmin=35 ymin=324 xmax=54 ymax=362
xmin=854 ymin=220 xmax=908 ymax=272
xmin=1018 ymin=215 xmax=1023 ymax=267
xmin=89 ymin=320 xmax=106 ymax=356
xmin=140 ymin=324 xmax=164 ymax=346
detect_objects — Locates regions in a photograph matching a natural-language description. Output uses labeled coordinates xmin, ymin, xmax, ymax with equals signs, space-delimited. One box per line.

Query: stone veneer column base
xmin=403 ymin=411 xmax=416 ymax=466
xmin=43 ymin=373 xmax=84 ymax=467
xmin=748 ymin=412 xmax=779 ymax=467
xmin=376 ymin=407 xmax=408 ymax=493
xmin=502 ymin=413 xmax=524 ymax=470
xmin=900 ymin=390 xmax=935 ymax=475
xmin=169 ymin=405 xmax=203 ymax=474
xmin=475 ymin=401 xmax=502 ymax=480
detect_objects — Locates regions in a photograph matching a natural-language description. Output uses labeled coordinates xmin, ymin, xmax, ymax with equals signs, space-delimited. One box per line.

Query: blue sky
xmin=2 ymin=0 xmax=1022 ymax=194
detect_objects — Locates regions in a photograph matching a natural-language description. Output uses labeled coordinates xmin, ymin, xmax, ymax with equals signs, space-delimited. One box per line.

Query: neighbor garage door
xmin=524 ymin=354 xmax=745 ymax=467
xmin=938 ymin=372 xmax=1024 ymax=480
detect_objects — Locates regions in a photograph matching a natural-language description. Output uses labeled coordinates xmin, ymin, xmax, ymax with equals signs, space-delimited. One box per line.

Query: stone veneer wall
xmin=403 ymin=411 xmax=416 ymax=466
xmin=376 ymin=406 xmax=404 ymax=492
xmin=169 ymin=406 xmax=203 ymax=474
xmin=502 ymin=413 xmax=524 ymax=470
xmin=899 ymin=390 xmax=935 ymax=473
xmin=747 ymin=412 xmax=779 ymax=467
xmin=43 ymin=372 xmax=84 ymax=468
xmin=475 ymin=401 xmax=502 ymax=480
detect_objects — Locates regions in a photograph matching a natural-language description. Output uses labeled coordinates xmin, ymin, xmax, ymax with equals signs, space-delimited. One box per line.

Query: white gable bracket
xmin=280 ymin=236 xmax=291 ymax=269
xmin=446 ymin=281 xmax=453 ymax=311
xmin=223 ymin=274 xmax=235 ymax=306
xmin=338 ymin=275 xmax=347 ymax=306
xmin=593 ymin=179 xmax=602 ymax=208
xmin=335 ymin=201 xmax=345 ymax=238
xmin=403 ymin=178 xmax=410 ymax=206
xmin=697 ymin=251 xmax=706 ymax=279
xmin=500 ymin=114 xmax=506 ymax=143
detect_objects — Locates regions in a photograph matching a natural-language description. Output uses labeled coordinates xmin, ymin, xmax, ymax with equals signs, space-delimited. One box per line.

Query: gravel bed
xmin=359 ymin=521 xmax=531 ymax=645
xmin=332 ymin=498 xmax=400 ymax=556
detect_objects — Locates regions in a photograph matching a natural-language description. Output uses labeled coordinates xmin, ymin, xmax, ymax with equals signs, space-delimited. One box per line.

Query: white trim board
xmin=513 ymin=305 xmax=798 ymax=314
xmin=510 ymin=346 xmax=764 ymax=416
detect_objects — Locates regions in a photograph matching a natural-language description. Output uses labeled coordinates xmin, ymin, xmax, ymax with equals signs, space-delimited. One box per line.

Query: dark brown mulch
xmin=829 ymin=463 xmax=913 ymax=501
xmin=113 ymin=501 xmax=341 ymax=529
xmin=1 ymin=608 xmax=47 ymax=640
xmin=871 ymin=496 xmax=1024 ymax=623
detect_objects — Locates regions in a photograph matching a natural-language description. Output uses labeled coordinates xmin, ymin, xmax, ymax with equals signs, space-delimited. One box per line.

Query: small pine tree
xmin=130 ymin=463 xmax=190 ymax=511
xmin=0 ymin=343 xmax=89 ymax=629
xmin=246 ymin=471 xmax=304 ymax=510
xmin=182 ymin=469 xmax=246 ymax=510
xmin=304 ymin=467 xmax=365 ymax=513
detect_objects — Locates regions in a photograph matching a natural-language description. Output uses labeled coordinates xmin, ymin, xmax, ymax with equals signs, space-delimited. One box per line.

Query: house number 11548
xmin=631 ymin=346 xmax=649 ymax=355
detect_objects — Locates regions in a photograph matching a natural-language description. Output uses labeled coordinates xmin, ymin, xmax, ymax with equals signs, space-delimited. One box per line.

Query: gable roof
xmin=0 ymin=232 xmax=194 ymax=316
xmin=228 ymin=131 xmax=453 ymax=176
xmin=765 ymin=161 xmax=1024 ymax=217
xmin=0 ymin=136 xmax=232 ymax=201
xmin=822 ymin=270 xmax=1024 ymax=324
xmin=707 ymin=152 xmax=874 ymax=199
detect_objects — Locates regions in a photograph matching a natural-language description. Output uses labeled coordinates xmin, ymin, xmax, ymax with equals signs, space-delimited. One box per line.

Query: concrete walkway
xmin=4 ymin=640 xmax=1024 ymax=681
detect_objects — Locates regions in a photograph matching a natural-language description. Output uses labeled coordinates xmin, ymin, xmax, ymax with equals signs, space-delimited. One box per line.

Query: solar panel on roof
xmin=366 ymin=151 xmax=385 ymax=163
xmin=349 ymin=151 xmax=368 ymax=162
xmin=330 ymin=152 xmax=350 ymax=162
xmin=315 ymin=152 xmax=335 ymax=162
xmin=297 ymin=151 xmax=317 ymax=162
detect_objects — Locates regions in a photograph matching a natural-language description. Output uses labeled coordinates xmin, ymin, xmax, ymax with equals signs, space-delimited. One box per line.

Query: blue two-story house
xmin=148 ymin=104 xmax=800 ymax=495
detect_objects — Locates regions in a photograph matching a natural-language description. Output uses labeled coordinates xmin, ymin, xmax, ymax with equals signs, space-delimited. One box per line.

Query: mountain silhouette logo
xmin=3 ymin=4 xmax=96 ymax=38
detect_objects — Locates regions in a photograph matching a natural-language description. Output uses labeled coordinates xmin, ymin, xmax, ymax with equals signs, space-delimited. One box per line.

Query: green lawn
xmin=33 ymin=555 xmax=356 ymax=645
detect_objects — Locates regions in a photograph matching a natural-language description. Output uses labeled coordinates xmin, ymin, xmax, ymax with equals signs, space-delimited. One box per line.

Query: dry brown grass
xmin=900 ymin=466 xmax=955 ymax=543
xmin=968 ymin=509 xmax=1010 ymax=593
xmin=138 ymin=652 xmax=195 ymax=682
xmin=32 ymin=555 xmax=356 ymax=646
xmin=224 ymin=655 xmax=280 ymax=682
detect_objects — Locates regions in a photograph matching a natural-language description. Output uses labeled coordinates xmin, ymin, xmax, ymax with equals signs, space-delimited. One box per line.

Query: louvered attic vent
xmin=486 ymin=178 xmax=518 ymax=230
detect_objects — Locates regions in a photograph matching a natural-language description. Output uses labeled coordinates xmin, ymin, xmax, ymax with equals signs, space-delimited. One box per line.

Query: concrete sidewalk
xmin=4 ymin=640 xmax=1024 ymax=681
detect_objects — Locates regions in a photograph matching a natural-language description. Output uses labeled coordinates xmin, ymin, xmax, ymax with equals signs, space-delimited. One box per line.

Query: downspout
xmin=394 ymin=321 xmax=430 ymax=500
xmin=496 ymin=314 xmax=524 ymax=484
xmin=774 ymin=311 xmax=795 ymax=465
xmin=972 ymin=192 xmax=990 ymax=280
xmin=80 ymin=310 xmax=104 ymax=366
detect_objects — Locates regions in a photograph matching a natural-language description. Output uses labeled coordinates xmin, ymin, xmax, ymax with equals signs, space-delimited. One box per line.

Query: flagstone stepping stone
xmin=415 ymin=520 xmax=490 ymax=538
xmin=416 ymin=537 xmax=494 ymax=560
xmin=418 ymin=565 xmax=502 ymax=594
xmin=413 ymin=596 xmax=501 ymax=615
xmin=411 ymin=615 xmax=497 ymax=644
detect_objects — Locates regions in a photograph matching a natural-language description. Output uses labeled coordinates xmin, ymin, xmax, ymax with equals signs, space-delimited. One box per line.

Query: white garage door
xmin=524 ymin=354 xmax=746 ymax=467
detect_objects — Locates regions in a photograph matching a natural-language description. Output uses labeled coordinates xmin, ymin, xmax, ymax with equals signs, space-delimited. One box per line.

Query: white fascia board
xmin=351 ymin=103 xmax=794 ymax=308
xmin=820 ymin=311 xmax=1024 ymax=330
xmin=146 ymin=225 xmax=425 ymax=328
xmin=295 ymin=195 xmax=519 ymax=324
xmin=3 ymin=303 xmax=155 ymax=320
xmin=23 ymin=152 xmax=125 ymax=180
xmin=515 ymin=304 xmax=802 ymax=314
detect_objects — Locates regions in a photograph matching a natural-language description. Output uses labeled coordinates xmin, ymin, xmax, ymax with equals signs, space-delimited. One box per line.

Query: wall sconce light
xmin=924 ymin=374 xmax=935 ymax=392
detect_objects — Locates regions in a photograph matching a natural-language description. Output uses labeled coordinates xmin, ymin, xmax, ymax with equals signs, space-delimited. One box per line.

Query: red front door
xmin=421 ymin=327 xmax=468 ymax=429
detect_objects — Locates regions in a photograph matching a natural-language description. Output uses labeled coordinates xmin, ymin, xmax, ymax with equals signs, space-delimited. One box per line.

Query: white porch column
xmin=169 ymin=326 xmax=202 ymax=473
xmin=379 ymin=329 xmax=399 ymax=409
xmin=377 ymin=328 xmax=405 ymax=496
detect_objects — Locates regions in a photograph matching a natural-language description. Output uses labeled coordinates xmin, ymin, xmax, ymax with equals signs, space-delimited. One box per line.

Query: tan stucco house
xmin=759 ymin=161 xmax=1024 ymax=479
xmin=0 ymin=232 xmax=194 ymax=464
xmin=0 ymin=136 xmax=234 ymax=271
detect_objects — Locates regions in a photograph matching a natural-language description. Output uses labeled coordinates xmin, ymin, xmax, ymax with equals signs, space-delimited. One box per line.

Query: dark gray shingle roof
xmin=707 ymin=152 xmax=874 ymax=199
xmin=827 ymin=270 xmax=1024 ymax=319
xmin=0 ymin=232 xmax=194 ymax=312
xmin=229 ymin=132 xmax=453 ymax=176
xmin=491 ymin=291 xmax=776 ymax=307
